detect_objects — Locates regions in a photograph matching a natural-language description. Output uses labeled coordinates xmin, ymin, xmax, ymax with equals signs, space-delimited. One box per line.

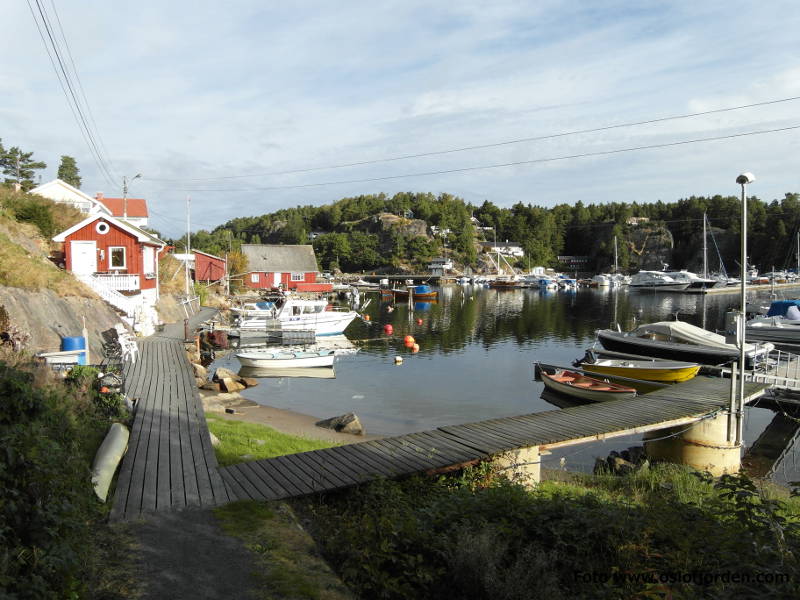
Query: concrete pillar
xmin=491 ymin=446 xmax=541 ymax=487
xmin=644 ymin=412 xmax=741 ymax=476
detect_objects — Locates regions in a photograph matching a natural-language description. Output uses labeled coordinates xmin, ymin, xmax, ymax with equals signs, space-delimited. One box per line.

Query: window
xmin=109 ymin=246 xmax=126 ymax=269
xmin=143 ymin=246 xmax=156 ymax=278
xmin=291 ymin=272 xmax=304 ymax=282
xmin=251 ymin=273 xmax=260 ymax=283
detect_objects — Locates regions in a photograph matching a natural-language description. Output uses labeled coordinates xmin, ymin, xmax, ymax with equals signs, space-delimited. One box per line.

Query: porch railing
xmin=93 ymin=273 xmax=140 ymax=291
xmin=76 ymin=274 xmax=137 ymax=317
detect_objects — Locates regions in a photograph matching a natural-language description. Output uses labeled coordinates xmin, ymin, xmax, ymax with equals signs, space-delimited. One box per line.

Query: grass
xmin=214 ymin=500 xmax=352 ymax=600
xmin=206 ymin=414 xmax=338 ymax=466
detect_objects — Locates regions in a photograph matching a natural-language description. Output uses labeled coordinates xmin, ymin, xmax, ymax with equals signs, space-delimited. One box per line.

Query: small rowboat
xmin=579 ymin=358 xmax=700 ymax=383
xmin=235 ymin=348 xmax=335 ymax=369
xmin=540 ymin=368 xmax=637 ymax=402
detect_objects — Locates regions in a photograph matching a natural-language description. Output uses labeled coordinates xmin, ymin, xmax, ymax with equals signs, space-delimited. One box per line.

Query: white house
xmin=31 ymin=179 xmax=112 ymax=215
xmin=479 ymin=241 xmax=524 ymax=258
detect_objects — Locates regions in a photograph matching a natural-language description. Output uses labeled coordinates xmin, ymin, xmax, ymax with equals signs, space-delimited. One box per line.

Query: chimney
xmin=96 ymin=192 xmax=104 ymax=200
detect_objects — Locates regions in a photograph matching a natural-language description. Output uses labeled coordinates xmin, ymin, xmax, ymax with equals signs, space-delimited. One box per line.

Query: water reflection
xmin=210 ymin=284 xmax=800 ymax=483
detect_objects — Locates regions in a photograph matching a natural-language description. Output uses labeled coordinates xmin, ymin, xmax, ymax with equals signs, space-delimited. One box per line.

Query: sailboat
xmin=663 ymin=214 xmax=723 ymax=290
xmin=488 ymin=243 xmax=524 ymax=289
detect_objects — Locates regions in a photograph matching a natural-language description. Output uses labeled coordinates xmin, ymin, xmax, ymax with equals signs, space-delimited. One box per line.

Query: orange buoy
xmin=100 ymin=386 xmax=110 ymax=394
xmin=383 ymin=324 xmax=394 ymax=334
xmin=412 ymin=343 xmax=420 ymax=353
xmin=364 ymin=314 xmax=371 ymax=321
xmin=403 ymin=335 xmax=415 ymax=345
xmin=416 ymin=318 xmax=423 ymax=325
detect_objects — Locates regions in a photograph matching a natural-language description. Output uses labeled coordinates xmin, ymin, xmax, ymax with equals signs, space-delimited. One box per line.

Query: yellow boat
xmin=579 ymin=358 xmax=700 ymax=383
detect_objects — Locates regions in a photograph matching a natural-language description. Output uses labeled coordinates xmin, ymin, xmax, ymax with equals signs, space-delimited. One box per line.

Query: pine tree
xmin=57 ymin=155 xmax=81 ymax=188
xmin=0 ymin=141 xmax=47 ymax=191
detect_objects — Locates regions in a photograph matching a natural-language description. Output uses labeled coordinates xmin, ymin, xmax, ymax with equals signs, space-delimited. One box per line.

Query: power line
xmin=145 ymin=95 xmax=800 ymax=183
xmin=168 ymin=124 xmax=800 ymax=193
xmin=26 ymin=0 xmax=117 ymax=187
xmin=47 ymin=0 xmax=118 ymax=181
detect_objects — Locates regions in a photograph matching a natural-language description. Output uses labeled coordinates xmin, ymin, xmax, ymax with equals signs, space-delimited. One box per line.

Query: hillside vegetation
xmin=0 ymin=187 xmax=88 ymax=295
xmin=183 ymin=191 xmax=800 ymax=275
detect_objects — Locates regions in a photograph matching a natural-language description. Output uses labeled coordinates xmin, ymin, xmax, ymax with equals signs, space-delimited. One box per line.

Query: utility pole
xmin=185 ymin=196 xmax=192 ymax=296
xmin=122 ymin=173 xmax=141 ymax=220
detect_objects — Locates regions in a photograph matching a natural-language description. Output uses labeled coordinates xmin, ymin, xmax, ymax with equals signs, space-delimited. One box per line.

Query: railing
xmin=76 ymin=274 xmax=137 ymax=317
xmin=93 ymin=273 xmax=140 ymax=291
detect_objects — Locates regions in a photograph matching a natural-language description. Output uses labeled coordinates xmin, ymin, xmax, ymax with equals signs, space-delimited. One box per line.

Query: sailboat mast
xmin=796 ymin=230 xmax=799 ymax=277
xmin=613 ymin=235 xmax=618 ymax=274
xmin=702 ymin=212 xmax=708 ymax=279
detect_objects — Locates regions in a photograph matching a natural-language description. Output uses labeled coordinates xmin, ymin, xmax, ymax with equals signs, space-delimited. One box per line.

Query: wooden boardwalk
xmin=220 ymin=377 xmax=767 ymax=502
xmin=110 ymin=308 xmax=231 ymax=521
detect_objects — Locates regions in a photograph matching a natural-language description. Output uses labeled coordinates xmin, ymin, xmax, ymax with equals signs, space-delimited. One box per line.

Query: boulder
xmin=220 ymin=377 xmax=246 ymax=393
xmin=608 ymin=456 xmax=635 ymax=476
xmin=201 ymin=381 xmax=221 ymax=392
xmin=316 ymin=412 xmax=365 ymax=436
xmin=192 ymin=362 xmax=208 ymax=380
xmin=627 ymin=446 xmax=646 ymax=464
xmin=241 ymin=377 xmax=259 ymax=388
xmin=213 ymin=367 xmax=239 ymax=382
xmin=195 ymin=377 xmax=206 ymax=389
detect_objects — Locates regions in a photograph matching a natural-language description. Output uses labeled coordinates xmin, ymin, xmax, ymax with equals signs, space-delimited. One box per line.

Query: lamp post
xmin=122 ymin=173 xmax=141 ymax=220
xmin=736 ymin=172 xmax=755 ymax=445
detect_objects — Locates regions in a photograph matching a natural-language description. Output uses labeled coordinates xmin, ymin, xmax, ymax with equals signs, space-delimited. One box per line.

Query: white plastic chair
xmin=114 ymin=324 xmax=139 ymax=364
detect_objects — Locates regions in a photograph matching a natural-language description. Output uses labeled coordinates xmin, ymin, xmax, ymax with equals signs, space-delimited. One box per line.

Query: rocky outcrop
xmin=0 ymin=286 xmax=124 ymax=358
xmin=626 ymin=225 xmax=674 ymax=271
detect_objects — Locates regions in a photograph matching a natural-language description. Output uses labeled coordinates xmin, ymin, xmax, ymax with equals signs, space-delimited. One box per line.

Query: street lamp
xmin=735 ymin=172 xmax=755 ymax=445
xmin=122 ymin=173 xmax=141 ymax=220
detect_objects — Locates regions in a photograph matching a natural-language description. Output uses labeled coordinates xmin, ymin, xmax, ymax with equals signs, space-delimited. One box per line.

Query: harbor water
xmin=211 ymin=285 xmax=800 ymax=484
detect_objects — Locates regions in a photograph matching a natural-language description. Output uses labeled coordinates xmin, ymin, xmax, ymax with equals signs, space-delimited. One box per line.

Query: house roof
xmin=193 ymin=249 xmax=226 ymax=261
xmin=241 ymin=244 xmax=318 ymax=273
xmin=52 ymin=214 xmax=164 ymax=245
xmin=30 ymin=179 xmax=112 ymax=215
xmin=97 ymin=197 xmax=149 ymax=218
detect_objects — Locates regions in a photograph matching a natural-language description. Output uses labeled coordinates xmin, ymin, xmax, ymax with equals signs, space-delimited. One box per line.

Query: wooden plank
xmin=372 ymin=438 xmax=440 ymax=471
xmin=331 ymin=443 xmax=400 ymax=478
xmin=234 ymin=461 xmax=278 ymax=501
xmin=245 ymin=459 xmax=291 ymax=498
xmin=156 ymin=343 xmax=173 ymax=511
xmin=281 ymin=453 xmax=336 ymax=493
xmin=388 ymin=435 xmax=464 ymax=467
xmin=269 ymin=455 xmax=323 ymax=495
xmin=225 ymin=463 xmax=262 ymax=500
xmin=305 ymin=447 xmax=374 ymax=484
xmin=403 ymin=432 xmax=475 ymax=465
xmin=299 ymin=450 xmax=363 ymax=488
xmin=140 ymin=341 xmax=166 ymax=514
xmin=168 ymin=360 xmax=186 ymax=509
xmin=252 ymin=456 xmax=309 ymax=497
xmin=218 ymin=467 xmax=247 ymax=501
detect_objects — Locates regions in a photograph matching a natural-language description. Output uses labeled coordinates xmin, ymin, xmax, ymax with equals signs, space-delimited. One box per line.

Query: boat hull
xmin=540 ymin=370 xmax=636 ymax=402
xmin=597 ymin=329 xmax=738 ymax=365
xmin=235 ymin=351 xmax=335 ymax=368
xmin=383 ymin=289 xmax=439 ymax=301
xmin=745 ymin=323 xmax=800 ymax=344
xmin=580 ymin=362 xmax=700 ymax=382
xmin=629 ymin=282 xmax=691 ymax=291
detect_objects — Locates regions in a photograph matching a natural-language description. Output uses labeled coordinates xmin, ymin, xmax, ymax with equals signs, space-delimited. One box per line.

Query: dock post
xmin=643 ymin=411 xmax=742 ymax=476
xmin=727 ymin=363 xmax=737 ymax=443
xmin=490 ymin=446 xmax=540 ymax=487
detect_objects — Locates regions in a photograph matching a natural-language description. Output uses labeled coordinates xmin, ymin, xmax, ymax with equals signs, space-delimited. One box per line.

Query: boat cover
xmin=633 ymin=321 xmax=771 ymax=353
xmin=766 ymin=300 xmax=800 ymax=319
xmin=414 ymin=285 xmax=433 ymax=294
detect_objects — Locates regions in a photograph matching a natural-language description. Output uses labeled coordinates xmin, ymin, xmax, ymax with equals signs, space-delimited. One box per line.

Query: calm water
xmin=212 ymin=285 xmax=800 ymax=483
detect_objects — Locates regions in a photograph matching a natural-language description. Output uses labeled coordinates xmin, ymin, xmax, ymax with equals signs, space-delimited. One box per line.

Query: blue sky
xmin=2 ymin=1 xmax=799 ymax=237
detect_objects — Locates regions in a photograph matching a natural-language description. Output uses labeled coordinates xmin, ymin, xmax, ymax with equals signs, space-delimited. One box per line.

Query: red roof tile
xmin=99 ymin=197 xmax=149 ymax=218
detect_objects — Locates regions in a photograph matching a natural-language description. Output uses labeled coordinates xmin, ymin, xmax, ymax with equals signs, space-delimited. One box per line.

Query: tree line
xmin=183 ymin=190 xmax=800 ymax=275
xmin=0 ymin=137 xmax=81 ymax=191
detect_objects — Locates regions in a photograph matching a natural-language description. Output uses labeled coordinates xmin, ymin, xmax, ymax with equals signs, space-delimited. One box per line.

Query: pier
xmin=110 ymin=315 xmax=770 ymax=519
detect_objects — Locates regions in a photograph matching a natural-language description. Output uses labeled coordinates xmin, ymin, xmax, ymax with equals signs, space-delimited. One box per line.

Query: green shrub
xmin=0 ymin=362 xmax=119 ymax=598
xmin=296 ymin=465 xmax=800 ymax=599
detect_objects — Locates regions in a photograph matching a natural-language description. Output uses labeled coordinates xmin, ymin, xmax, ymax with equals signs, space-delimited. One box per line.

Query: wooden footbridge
xmin=110 ymin=310 xmax=768 ymax=519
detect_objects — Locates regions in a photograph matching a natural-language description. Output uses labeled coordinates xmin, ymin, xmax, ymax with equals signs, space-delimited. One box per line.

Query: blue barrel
xmin=61 ymin=336 xmax=87 ymax=365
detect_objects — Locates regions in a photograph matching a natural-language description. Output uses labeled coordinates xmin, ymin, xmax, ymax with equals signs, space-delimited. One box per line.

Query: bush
xmin=0 ymin=362 xmax=119 ymax=598
xmin=296 ymin=465 xmax=800 ymax=599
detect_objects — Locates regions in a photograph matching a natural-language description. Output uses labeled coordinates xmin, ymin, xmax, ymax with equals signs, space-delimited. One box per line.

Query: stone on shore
xmin=220 ymin=377 xmax=246 ymax=393
xmin=241 ymin=377 xmax=259 ymax=388
xmin=213 ymin=367 xmax=239 ymax=382
xmin=201 ymin=381 xmax=221 ymax=392
xmin=192 ymin=362 xmax=208 ymax=379
xmin=315 ymin=413 xmax=365 ymax=435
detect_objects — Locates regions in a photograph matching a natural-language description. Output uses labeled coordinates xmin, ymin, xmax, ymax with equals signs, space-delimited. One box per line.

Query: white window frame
xmin=109 ymin=246 xmax=126 ymax=270
xmin=251 ymin=273 xmax=260 ymax=283
xmin=291 ymin=272 xmax=304 ymax=282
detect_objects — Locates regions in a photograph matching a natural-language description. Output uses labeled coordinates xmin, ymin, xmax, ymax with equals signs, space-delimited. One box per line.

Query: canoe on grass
xmin=540 ymin=368 xmax=637 ymax=402
xmin=579 ymin=358 xmax=700 ymax=383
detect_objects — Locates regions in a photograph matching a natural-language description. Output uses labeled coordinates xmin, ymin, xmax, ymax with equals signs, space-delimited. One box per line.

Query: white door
xmin=71 ymin=241 xmax=97 ymax=274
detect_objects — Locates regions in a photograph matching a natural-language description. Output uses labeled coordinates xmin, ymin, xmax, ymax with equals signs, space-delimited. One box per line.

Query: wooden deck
xmin=110 ymin=308 xmax=231 ymax=521
xmin=220 ymin=377 xmax=767 ymax=502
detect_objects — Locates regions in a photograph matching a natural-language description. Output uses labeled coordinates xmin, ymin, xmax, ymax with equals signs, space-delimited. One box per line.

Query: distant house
xmin=93 ymin=193 xmax=150 ymax=228
xmin=241 ymin=244 xmax=332 ymax=292
xmin=428 ymin=257 xmax=453 ymax=276
xmin=52 ymin=214 xmax=166 ymax=332
xmin=31 ymin=179 xmax=112 ymax=215
xmin=479 ymin=241 xmax=524 ymax=258
xmin=626 ymin=217 xmax=650 ymax=226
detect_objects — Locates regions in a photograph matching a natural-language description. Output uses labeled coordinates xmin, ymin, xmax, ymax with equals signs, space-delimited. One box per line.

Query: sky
xmin=2 ymin=1 xmax=800 ymax=238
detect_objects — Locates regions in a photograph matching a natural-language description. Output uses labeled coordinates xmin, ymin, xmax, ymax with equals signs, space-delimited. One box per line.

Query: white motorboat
xmin=745 ymin=300 xmax=800 ymax=343
xmin=629 ymin=271 xmax=691 ymax=291
xmin=592 ymin=274 xmax=612 ymax=287
xmin=234 ymin=294 xmax=358 ymax=336
xmin=235 ymin=348 xmax=336 ymax=368
xmin=663 ymin=270 xmax=721 ymax=290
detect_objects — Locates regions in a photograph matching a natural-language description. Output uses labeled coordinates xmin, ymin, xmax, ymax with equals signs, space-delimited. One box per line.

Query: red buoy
xmin=416 ymin=318 xmax=423 ymax=325
xmin=403 ymin=335 xmax=415 ymax=345
xmin=383 ymin=324 xmax=394 ymax=334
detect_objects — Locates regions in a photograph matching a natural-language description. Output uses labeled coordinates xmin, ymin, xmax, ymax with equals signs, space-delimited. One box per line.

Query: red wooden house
xmin=241 ymin=244 xmax=331 ymax=292
xmin=52 ymin=214 xmax=166 ymax=313
xmin=193 ymin=250 xmax=227 ymax=282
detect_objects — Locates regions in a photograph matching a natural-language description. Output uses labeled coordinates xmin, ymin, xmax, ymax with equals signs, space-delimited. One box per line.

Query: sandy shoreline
xmin=199 ymin=389 xmax=380 ymax=444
